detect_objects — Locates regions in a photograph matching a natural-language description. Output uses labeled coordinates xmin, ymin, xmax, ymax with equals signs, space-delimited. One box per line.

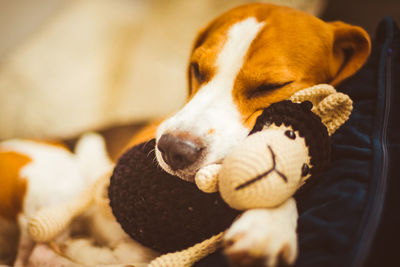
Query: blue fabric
xmin=363 ymin=18 xmax=400 ymax=267
xmin=295 ymin=17 xmax=399 ymax=267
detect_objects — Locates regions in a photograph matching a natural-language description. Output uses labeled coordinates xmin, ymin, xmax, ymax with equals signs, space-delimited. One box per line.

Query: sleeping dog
xmin=128 ymin=3 xmax=371 ymax=266
xmin=0 ymin=3 xmax=370 ymax=267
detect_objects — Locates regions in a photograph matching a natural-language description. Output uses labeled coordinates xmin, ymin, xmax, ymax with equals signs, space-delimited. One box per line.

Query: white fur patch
xmin=0 ymin=134 xmax=112 ymax=218
xmin=156 ymin=17 xmax=265 ymax=180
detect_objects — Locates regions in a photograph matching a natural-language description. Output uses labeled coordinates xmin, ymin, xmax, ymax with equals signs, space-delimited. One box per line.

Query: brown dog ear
xmin=329 ymin=21 xmax=371 ymax=86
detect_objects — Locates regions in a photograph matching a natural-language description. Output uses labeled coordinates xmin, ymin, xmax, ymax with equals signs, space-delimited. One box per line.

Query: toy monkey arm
xmin=149 ymin=232 xmax=224 ymax=267
xmin=195 ymin=164 xmax=222 ymax=193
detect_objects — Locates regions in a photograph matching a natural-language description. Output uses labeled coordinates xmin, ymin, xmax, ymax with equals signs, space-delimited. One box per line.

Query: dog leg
xmin=223 ymin=198 xmax=298 ymax=267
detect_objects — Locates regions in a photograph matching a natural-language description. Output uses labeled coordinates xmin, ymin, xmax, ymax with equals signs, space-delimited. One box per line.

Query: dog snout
xmin=157 ymin=133 xmax=203 ymax=170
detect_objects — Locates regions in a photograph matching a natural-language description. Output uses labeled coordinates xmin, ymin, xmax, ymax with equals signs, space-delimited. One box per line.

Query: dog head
xmin=156 ymin=3 xmax=370 ymax=181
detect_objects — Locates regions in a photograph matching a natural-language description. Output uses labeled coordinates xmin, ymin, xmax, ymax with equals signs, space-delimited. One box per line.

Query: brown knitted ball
xmin=108 ymin=140 xmax=240 ymax=254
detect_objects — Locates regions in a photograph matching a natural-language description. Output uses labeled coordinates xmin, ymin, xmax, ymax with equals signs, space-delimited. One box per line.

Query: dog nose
xmin=157 ymin=133 xmax=203 ymax=170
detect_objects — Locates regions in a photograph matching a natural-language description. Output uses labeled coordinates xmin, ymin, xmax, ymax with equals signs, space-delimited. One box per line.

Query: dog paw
xmin=223 ymin=200 xmax=298 ymax=267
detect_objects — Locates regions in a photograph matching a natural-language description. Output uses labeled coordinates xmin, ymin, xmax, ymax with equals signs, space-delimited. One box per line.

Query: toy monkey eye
xmin=301 ymin=163 xmax=310 ymax=177
xmin=191 ymin=62 xmax=206 ymax=84
xmin=285 ymin=130 xmax=296 ymax=139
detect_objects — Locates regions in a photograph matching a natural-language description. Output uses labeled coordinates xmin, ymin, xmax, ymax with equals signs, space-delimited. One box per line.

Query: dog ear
xmin=329 ymin=21 xmax=371 ymax=86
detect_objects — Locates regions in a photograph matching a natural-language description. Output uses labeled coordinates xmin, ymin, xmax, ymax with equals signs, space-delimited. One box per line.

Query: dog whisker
xmin=147 ymin=148 xmax=155 ymax=158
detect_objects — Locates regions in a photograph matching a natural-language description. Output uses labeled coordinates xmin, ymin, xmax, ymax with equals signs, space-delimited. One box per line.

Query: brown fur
xmin=0 ymin=152 xmax=30 ymax=222
xmin=124 ymin=118 xmax=166 ymax=150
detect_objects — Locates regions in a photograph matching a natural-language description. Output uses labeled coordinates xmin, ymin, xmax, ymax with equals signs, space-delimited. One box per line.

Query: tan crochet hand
xmin=195 ymin=164 xmax=221 ymax=193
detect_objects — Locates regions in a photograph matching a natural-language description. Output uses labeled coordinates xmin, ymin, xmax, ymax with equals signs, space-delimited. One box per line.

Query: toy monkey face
xmin=219 ymin=123 xmax=312 ymax=210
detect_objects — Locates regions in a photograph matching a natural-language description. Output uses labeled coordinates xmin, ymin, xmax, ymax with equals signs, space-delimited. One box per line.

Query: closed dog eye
xmin=191 ymin=62 xmax=207 ymax=85
xmin=247 ymin=81 xmax=293 ymax=99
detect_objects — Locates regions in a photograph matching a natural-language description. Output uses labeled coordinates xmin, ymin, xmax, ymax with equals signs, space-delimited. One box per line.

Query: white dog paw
xmin=223 ymin=200 xmax=298 ymax=267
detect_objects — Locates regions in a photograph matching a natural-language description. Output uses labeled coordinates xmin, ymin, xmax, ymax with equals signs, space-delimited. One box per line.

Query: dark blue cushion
xmin=295 ymin=17 xmax=400 ymax=267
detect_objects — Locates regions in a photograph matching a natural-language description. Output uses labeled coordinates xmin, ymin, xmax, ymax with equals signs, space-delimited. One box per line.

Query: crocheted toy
xmin=108 ymin=84 xmax=353 ymax=266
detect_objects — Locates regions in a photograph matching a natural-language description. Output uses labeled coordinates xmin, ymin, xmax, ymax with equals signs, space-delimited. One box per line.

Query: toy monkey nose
xmin=157 ymin=133 xmax=203 ymax=170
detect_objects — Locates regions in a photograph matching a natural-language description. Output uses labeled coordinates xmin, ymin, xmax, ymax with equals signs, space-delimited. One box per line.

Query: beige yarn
xmin=148 ymin=232 xmax=224 ymax=267
xmin=195 ymin=164 xmax=221 ymax=193
xmin=27 ymin=175 xmax=108 ymax=242
xmin=313 ymin=92 xmax=353 ymax=136
xmin=290 ymin=84 xmax=353 ymax=136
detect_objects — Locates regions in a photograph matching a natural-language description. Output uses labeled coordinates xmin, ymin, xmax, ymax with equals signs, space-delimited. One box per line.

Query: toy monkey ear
xmin=314 ymin=92 xmax=353 ymax=136
xmin=290 ymin=84 xmax=353 ymax=135
xmin=329 ymin=21 xmax=371 ymax=86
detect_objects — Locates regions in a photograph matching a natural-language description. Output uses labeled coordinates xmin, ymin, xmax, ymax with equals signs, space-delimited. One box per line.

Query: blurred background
xmin=0 ymin=0 xmax=398 ymax=159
